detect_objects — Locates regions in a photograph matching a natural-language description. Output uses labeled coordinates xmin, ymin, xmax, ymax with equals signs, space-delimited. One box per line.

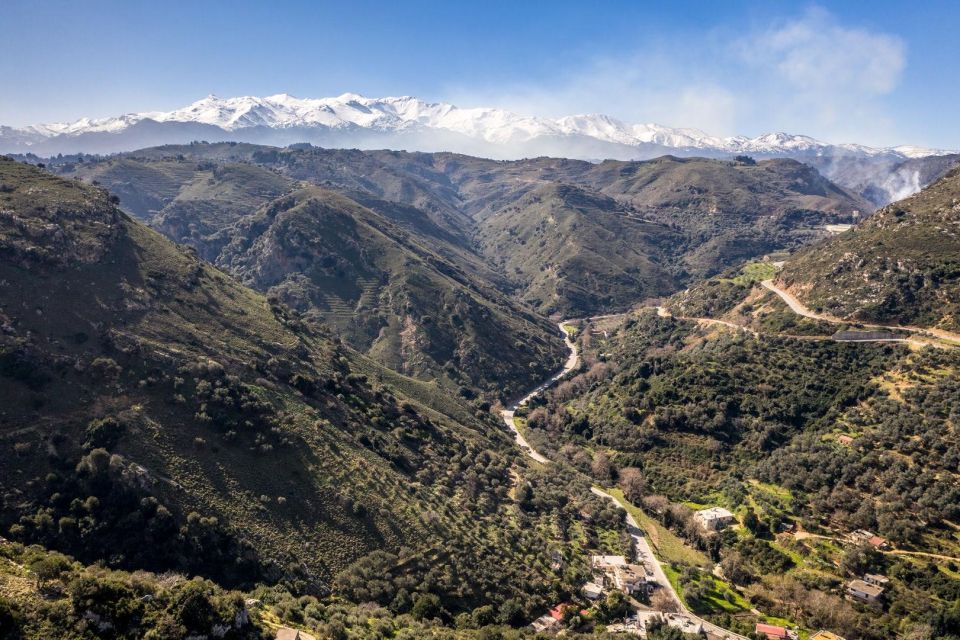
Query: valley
xmin=1 ymin=151 xmax=959 ymax=640
xmin=501 ymin=228 xmax=960 ymax=637
xmin=5 ymin=3 xmax=960 ymax=639
xmin=513 ymin=248 xmax=960 ymax=637
xmin=502 ymin=316 xmax=749 ymax=639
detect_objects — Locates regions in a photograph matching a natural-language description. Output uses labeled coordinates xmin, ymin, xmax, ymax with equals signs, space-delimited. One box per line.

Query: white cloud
xmin=445 ymin=48 xmax=744 ymax=137
xmin=732 ymin=6 xmax=906 ymax=143
xmin=443 ymin=6 xmax=910 ymax=146
xmin=743 ymin=7 xmax=905 ymax=95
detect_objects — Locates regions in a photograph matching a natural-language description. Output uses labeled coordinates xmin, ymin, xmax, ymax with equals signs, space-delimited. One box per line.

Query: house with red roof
xmin=756 ymin=622 xmax=789 ymax=639
xmin=868 ymin=535 xmax=890 ymax=550
xmin=548 ymin=603 xmax=569 ymax=621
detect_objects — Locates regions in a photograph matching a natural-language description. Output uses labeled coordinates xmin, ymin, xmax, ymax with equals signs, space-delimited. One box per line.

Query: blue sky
xmin=3 ymin=0 xmax=958 ymax=148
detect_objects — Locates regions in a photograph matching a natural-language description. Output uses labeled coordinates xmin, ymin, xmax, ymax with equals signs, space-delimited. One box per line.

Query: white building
xmin=694 ymin=507 xmax=735 ymax=531
xmin=591 ymin=555 xmax=647 ymax=596
xmin=863 ymin=573 xmax=890 ymax=588
xmin=591 ymin=555 xmax=627 ymax=569
xmin=665 ymin=613 xmax=704 ymax=635
xmin=847 ymin=579 xmax=884 ymax=604
xmin=581 ymin=581 xmax=604 ymax=600
xmin=531 ymin=614 xmax=559 ymax=633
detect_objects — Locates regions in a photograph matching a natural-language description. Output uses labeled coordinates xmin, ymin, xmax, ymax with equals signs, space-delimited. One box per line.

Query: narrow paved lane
xmin=761 ymin=279 xmax=960 ymax=346
xmin=759 ymin=280 xmax=834 ymax=322
xmin=503 ymin=318 xmax=747 ymax=640
xmin=501 ymin=322 xmax=579 ymax=463
xmin=591 ymin=488 xmax=749 ymax=640
xmin=657 ymin=306 xmax=758 ymax=335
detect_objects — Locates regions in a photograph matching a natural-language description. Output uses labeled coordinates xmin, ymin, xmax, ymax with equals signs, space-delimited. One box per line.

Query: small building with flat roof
xmin=847 ymin=579 xmax=884 ymax=604
xmin=863 ymin=573 xmax=890 ymax=587
xmin=581 ymin=581 xmax=604 ymax=600
xmin=694 ymin=506 xmax=735 ymax=531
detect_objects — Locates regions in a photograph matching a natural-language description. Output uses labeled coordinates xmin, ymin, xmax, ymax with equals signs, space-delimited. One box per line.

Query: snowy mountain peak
xmin=3 ymin=93 xmax=954 ymax=161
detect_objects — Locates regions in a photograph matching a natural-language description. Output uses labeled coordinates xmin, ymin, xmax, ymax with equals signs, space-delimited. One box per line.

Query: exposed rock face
xmin=0 ymin=158 xmax=122 ymax=267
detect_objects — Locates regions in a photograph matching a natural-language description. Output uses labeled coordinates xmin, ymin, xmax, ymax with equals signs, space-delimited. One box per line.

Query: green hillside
xmin=521 ymin=307 xmax=960 ymax=639
xmin=56 ymin=144 xmax=871 ymax=319
xmin=62 ymin=153 xmax=565 ymax=398
xmin=0 ymin=158 xmax=572 ymax=617
xmin=579 ymin=155 xmax=870 ymax=278
xmin=779 ymin=167 xmax=960 ymax=331
xmin=216 ymin=185 xmax=565 ymax=398
xmin=476 ymin=183 xmax=679 ymax=315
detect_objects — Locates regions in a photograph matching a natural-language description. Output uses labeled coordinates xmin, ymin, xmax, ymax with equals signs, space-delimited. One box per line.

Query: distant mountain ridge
xmin=7 ymin=93 xmax=953 ymax=159
xmin=6 ymin=94 xmax=960 ymax=206
xmin=57 ymin=144 xmax=870 ymax=331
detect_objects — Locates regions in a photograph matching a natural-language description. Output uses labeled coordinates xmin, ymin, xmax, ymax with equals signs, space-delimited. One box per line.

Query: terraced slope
xmin=0 ymin=158 xmax=560 ymax=610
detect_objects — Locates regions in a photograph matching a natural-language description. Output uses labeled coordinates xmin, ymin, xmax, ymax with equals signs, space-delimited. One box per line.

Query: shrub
xmin=411 ymin=593 xmax=442 ymax=621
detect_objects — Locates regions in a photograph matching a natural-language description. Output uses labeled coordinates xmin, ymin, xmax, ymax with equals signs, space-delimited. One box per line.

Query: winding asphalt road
xmin=657 ymin=305 xmax=758 ymax=336
xmin=502 ymin=319 xmax=747 ymax=640
xmin=761 ymin=279 xmax=960 ymax=347
xmin=500 ymin=322 xmax=579 ymax=463
xmin=501 ymin=283 xmax=954 ymax=637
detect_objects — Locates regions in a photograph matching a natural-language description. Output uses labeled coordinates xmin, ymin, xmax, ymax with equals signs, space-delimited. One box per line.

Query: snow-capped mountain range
xmin=4 ymin=93 xmax=953 ymax=160
xmin=3 ymin=93 xmax=958 ymax=206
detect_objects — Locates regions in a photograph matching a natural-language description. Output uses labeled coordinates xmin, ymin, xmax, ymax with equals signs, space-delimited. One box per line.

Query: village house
xmin=850 ymin=529 xmax=871 ymax=543
xmin=608 ymin=611 xmax=667 ymax=636
xmin=664 ymin=613 xmax=703 ymax=635
xmin=624 ymin=612 xmax=707 ymax=638
xmin=837 ymin=434 xmax=854 ymax=446
xmin=549 ymin=603 xmax=570 ymax=622
xmin=602 ymin=621 xmax=640 ymax=636
xmin=591 ymin=555 xmax=647 ymax=596
xmin=811 ymin=631 xmax=847 ymax=640
xmin=694 ymin=506 xmax=735 ymax=531
xmin=531 ymin=614 xmax=560 ymax=633
xmin=634 ymin=610 xmax=664 ymax=632
xmin=850 ymin=530 xmax=891 ymax=550
xmin=868 ymin=535 xmax=891 ymax=550
xmin=592 ymin=554 xmax=627 ymax=569
xmin=581 ymin=581 xmax=604 ymax=600
xmin=846 ymin=579 xmax=885 ymax=604
xmin=613 ymin=563 xmax=647 ymax=596
xmin=755 ymin=622 xmax=790 ymax=639
xmin=863 ymin=573 xmax=890 ymax=588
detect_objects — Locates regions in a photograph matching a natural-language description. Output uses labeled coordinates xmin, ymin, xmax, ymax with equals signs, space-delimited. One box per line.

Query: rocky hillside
xmin=41 ymin=145 xmax=872 ymax=403
xmin=571 ymin=155 xmax=871 ymax=278
xmin=215 ymin=185 xmax=565 ymax=397
xmin=778 ymin=166 xmax=960 ymax=331
xmin=0 ymin=158 xmax=565 ymax=612
xmin=60 ymin=143 xmax=869 ymax=293
xmin=60 ymin=152 xmax=565 ymax=399
xmin=475 ymin=182 xmax=679 ymax=315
